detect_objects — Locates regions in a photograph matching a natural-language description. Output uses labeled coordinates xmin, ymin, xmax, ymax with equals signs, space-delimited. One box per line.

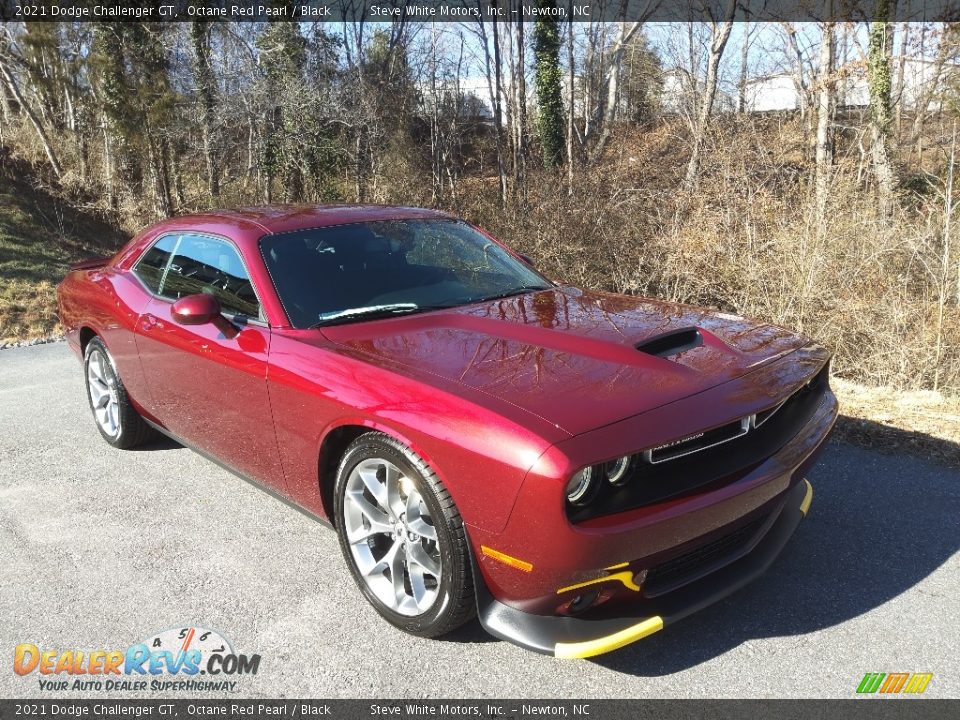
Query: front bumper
xmin=476 ymin=477 xmax=814 ymax=658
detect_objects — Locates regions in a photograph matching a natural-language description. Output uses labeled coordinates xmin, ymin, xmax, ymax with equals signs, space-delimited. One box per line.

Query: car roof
xmin=156 ymin=204 xmax=453 ymax=238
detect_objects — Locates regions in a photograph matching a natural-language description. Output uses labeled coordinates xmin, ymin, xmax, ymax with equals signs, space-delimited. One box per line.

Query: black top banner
xmin=1 ymin=0 xmax=959 ymax=23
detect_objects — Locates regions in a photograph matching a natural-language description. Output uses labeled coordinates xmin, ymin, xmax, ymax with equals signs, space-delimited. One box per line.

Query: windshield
xmin=260 ymin=219 xmax=552 ymax=328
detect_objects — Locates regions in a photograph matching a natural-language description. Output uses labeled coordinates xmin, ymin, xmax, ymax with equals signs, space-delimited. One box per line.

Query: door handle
xmin=140 ymin=314 xmax=160 ymax=331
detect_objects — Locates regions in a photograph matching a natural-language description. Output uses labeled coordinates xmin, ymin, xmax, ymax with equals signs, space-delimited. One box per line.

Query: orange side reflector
xmin=481 ymin=545 xmax=533 ymax=572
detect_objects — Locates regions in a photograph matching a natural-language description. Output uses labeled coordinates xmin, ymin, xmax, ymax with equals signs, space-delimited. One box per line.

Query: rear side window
xmin=164 ymin=235 xmax=261 ymax=319
xmin=133 ymin=235 xmax=178 ymax=294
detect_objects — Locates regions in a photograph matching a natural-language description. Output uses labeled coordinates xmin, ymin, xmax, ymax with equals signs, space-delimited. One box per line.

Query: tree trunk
xmin=781 ymin=23 xmax=809 ymax=122
xmin=684 ymin=2 xmax=735 ymax=191
xmin=533 ymin=6 xmax=565 ymax=169
xmin=738 ymin=21 xmax=750 ymax=113
xmin=147 ymin=133 xmax=172 ymax=218
xmin=0 ymin=55 xmax=62 ymax=179
xmin=587 ymin=22 xmax=643 ymax=163
xmin=101 ymin=115 xmax=117 ymax=210
xmin=491 ymin=8 xmax=509 ymax=207
xmin=167 ymin=139 xmax=185 ymax=206
xmin=867 ymin=2 xmax=897 ymax=217
xmin=191 ymin=21 xmax=220 ymax=199
xmin=911 ymin=24 xmax=949 ymax=165
xmin=895 ymin=19 xmax=909 ymax=137
xmin=515 ymin=19 xmax=527 ymax=197
xmin=934 ymin=125 xmax=954 ymax=390
xmin=566 ymin=10 xmax=575 ymax=194
xmin=815 ymin=14 xmax=835 ymax=225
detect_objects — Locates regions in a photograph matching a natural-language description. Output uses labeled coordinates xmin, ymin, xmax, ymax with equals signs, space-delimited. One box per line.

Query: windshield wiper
xmin=310 ymin=303 xmax=420 ymax=328
xmin=473 ymin=285 xmax=552 ymax=304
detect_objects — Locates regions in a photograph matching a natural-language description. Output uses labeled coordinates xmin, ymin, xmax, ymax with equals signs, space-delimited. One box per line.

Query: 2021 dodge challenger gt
xmin=57 ymin=205 xmax=838 ymax=659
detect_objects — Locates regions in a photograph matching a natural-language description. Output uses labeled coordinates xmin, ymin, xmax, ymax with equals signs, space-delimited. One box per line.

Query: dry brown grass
xmin=406 ymin=115 xmax=960 ymax=397
xmin=0 ymin=280 xmax=59 ymax=344
xmin=2 ymin=114 xmax=958 ymax=462
xmin=0 ymin=147 xmax=127 ymax=344
xmin=833 ymin=378 xmax=960 ymax=468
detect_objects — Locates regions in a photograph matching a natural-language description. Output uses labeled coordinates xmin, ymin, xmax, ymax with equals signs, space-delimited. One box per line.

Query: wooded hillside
xmin=1 ymin=15 xmax=959 ymax=394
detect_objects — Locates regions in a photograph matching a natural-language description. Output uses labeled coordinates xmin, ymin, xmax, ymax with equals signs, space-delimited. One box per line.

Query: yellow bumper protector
xmin=556 ymin=569 xmax=640 ymax=595
xmin=800 ymin=479 xmax=813 ymax=516
xmin=554 ymin=616 xmax=664 ymax=659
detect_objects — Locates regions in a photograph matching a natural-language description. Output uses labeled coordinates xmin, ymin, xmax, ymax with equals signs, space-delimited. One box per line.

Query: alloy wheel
xmin=87 ymin=348 xmax=120 ymax=438
xmin=342 ymin=457 xmax=442 ymax=616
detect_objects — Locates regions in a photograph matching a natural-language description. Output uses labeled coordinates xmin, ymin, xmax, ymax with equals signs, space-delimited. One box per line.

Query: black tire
xmin=83 ymin=337 xmax=156 ymax=449
xmin=333 ymin=431 xmax=476 ymax=637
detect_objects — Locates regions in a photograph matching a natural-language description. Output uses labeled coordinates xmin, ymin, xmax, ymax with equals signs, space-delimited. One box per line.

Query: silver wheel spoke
xmin=407 ymin=518 xmax=437 ymax=541
xmin=88 ymin=381 xmax=108 ymax=407
xmin=108 ymin=401 xmax=119 ymax=433
xmin=390 ymin=542 xmax=407 ymax=605
xmin=345 ymin=514 xmax=391 ymax=545
xmin=346 ymin=489 xmax=391 ymax=526
xmin=89 ymin=357 xmax=105 ymax=383
xmin=407 ymin=542 xmax=440 ymax=577
xmin=362 ymin=538 xmax=399 ymax=577
xmin=384 ymin=463 xmax=404 ymax=517
xmin=408 ymin=563 xmax=429 ymax=609
xmin=358 ymin=467 xmax=389 ymax=510
xmin=405 ymin=494 xmax=438 ymax=541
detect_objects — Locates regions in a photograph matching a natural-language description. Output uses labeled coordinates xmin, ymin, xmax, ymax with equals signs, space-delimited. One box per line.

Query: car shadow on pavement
xmin=581 ymin=421 xmax=960 ymax=676
xmin=137 ymin=435 xmax=182 ymax=452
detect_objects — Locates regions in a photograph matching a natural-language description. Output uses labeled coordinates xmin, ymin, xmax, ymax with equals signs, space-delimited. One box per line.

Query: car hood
xmin=321 ymin=286 xmax=809 ymax=436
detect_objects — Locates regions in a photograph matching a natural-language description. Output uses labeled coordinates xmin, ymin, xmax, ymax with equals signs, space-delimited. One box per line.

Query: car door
xmin=133 ymin=232 xmax=286 ymax=492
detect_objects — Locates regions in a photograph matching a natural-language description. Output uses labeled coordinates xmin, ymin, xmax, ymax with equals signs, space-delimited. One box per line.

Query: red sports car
xmin=57 ymin=205 xmax=837 ymax=659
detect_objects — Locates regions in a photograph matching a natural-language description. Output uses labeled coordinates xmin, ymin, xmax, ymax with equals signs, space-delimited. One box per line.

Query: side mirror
xmin=517 ymin=253 xmax=535 ymax=267
xmin=171 ymin=293 xmax=222 ymax=326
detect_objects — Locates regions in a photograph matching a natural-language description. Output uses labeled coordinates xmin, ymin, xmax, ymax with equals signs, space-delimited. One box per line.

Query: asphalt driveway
xmin=1 ymin=342 xmax=957 ymax=698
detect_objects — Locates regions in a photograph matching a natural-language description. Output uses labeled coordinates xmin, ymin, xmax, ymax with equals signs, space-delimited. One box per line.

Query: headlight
xmin=565 ymin=466 xmax=598 ymax=505
xmin=605 ymin=456 xmax=632 ymax=486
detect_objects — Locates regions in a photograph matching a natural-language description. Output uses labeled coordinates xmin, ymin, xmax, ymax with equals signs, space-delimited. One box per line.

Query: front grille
xmin=646 ymin=416 xmax=750 ymax=463
xmin=644 ymin=514 xmax=768 ymax=597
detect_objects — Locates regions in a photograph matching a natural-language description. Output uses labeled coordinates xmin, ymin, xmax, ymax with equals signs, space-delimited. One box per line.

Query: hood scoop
xmin=636 ymin=327 xmax=703 ymax=358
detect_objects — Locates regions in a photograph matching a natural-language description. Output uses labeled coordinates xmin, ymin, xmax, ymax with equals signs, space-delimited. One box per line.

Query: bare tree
xmin=0 ymin=47 xmax=62 ymax=179
xmin=737 ymin=20 xmax=750 ymax=113
xmin=683 ymin=0 xmax=736 ymax=190
xmin=566 ymin=8 xmax=575 ymax=193
xmin=191 ymin=21 xmax=220 ymax=198
xmin=586 ymin=21 xmax=642 ymax=163
xmin=909 ymin=24 xmax=953 ymax=164
xmin=780 ymin=22 xmax=811 ymax=124
xmin=815 ymin=10 xmax=836 ymax=224
xmin=472 ymin=11 xmax=508 ymax=206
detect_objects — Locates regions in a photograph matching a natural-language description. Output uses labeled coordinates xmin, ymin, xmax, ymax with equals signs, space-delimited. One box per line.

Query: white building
xmin=743 ymin=58 xmax=950 ymax=113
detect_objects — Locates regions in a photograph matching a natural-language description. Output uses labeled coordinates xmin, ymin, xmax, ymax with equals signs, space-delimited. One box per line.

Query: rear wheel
xmin=83 ymin=337 xmax=156 ymax=449
xmin=333 ymin=432 xmax=475 ymax=637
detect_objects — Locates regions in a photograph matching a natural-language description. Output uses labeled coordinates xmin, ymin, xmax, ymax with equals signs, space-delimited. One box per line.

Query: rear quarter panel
xmin=57 ymin=266 xmax=155 ymax=414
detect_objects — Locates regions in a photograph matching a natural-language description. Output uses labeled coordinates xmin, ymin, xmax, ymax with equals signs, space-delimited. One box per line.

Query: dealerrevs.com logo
xmin=13 ymin=626 xmax=260 ymax=693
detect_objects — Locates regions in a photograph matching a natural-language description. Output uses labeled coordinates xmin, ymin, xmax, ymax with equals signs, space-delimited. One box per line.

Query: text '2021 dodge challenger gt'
xmin=57 ymin=205 xmax=837 ymax=659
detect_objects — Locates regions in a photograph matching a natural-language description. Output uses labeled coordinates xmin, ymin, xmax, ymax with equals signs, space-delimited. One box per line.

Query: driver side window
xmin=139 ymin=234 xmax=261 ymax=320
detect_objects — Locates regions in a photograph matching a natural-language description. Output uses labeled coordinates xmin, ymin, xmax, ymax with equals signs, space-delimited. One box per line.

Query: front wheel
xmin=333 ymin=432 xmax=476 ymax=637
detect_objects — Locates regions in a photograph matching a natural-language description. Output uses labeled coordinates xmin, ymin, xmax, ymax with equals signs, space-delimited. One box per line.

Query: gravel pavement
xmin=1 ymin=342 xmax=957 ymax=699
